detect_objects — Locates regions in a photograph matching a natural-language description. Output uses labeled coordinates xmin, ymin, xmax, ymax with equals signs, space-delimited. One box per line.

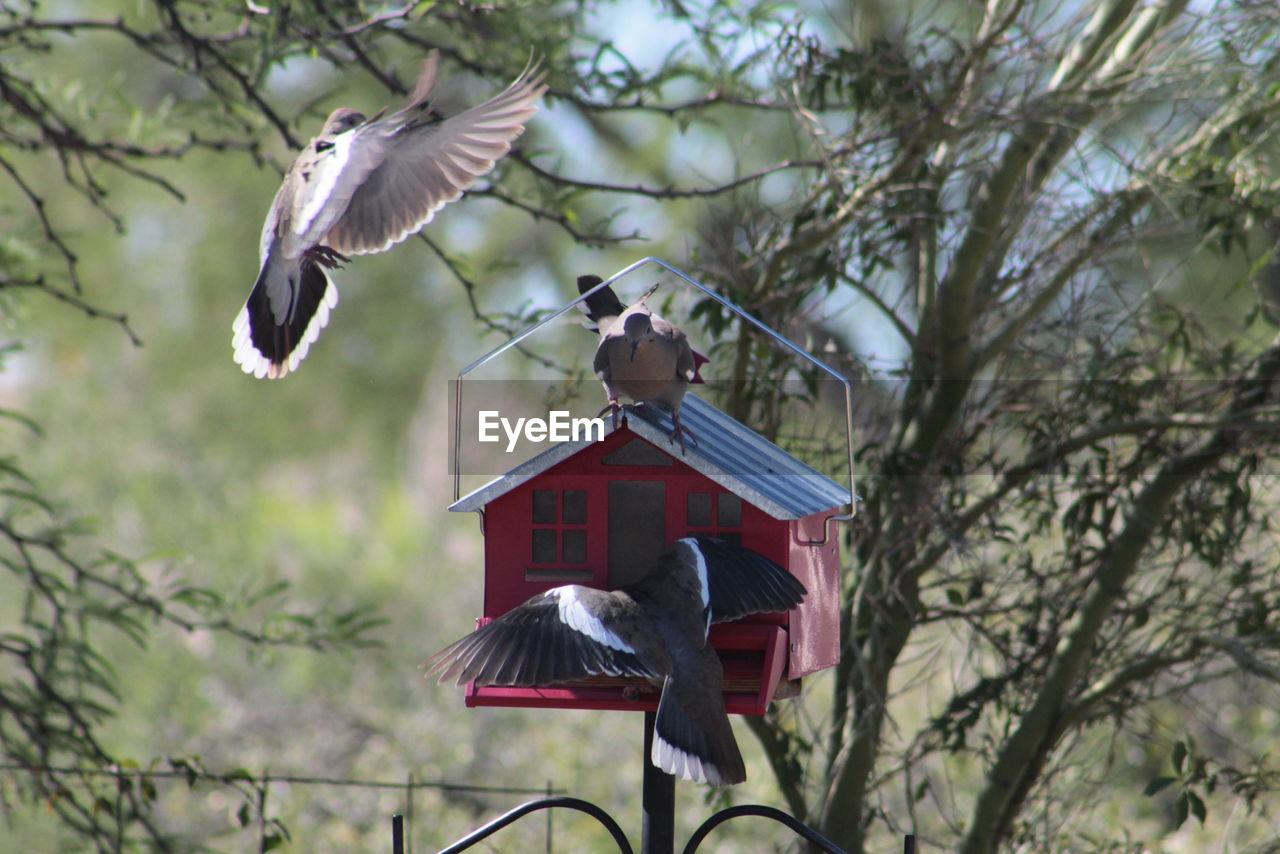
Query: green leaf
xmin=1144 ymin=776 xmax=1177 ymax=796
xmin=1188 ymin=790 xmax=1207 ymax=824
xmin=171 ymin=586 xmax=222 ymax=610
xmin=966 ymin=578 xmax=984 ymax=601
xmin=236 ymin=802 xmax=252 ymax=828
xmin=1172 ymin=740 xmax=1188 ymax=774
xmin=0 ymin=408 xmax=43 ymax=434
xmin=1174 ymin=791 xmax=1189 ymax=829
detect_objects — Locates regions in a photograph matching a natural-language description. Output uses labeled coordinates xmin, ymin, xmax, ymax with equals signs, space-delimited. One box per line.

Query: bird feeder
xmin=448 ymin=257 xmax=854 ymax=717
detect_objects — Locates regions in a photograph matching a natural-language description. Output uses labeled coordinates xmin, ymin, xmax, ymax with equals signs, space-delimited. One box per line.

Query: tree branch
xmin=958 ymin=344 xmax=1280 ymax=854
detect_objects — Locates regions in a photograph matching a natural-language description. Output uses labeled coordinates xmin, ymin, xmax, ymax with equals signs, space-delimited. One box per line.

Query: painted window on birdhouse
xmin=527 ymin=488 xmax=591 ymax=581
xmin=686 ymin=491 xmax=742 ymax=544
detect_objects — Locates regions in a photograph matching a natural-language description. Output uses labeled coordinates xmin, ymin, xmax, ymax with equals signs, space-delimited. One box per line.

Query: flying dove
xmin=578 ymin=274 xmax=700 ymax=449
xmin=424 ymin=537 xmax=807 ymax=786
xmin=232 ymin=53 xmax=547 ymax=378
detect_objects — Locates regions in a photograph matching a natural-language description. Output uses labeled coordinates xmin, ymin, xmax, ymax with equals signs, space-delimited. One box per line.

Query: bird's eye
xmin=328 ymin=114 xmax=363 ymax=135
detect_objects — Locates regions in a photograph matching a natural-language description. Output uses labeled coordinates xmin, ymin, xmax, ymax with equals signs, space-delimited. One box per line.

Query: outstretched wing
xmin=424 ymin=585 xmax=655 ymax=686
xmin=325 ymin=61 xmax=547 ymax=255
xmin=673 ymin=537 xmax=807 ymax=625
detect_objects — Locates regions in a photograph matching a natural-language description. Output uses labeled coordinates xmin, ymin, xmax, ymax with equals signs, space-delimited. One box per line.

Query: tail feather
xmin=577 ymin=274 xmax=625 ymax=329
xmin=651 ymin=674 xmax=745 ymax=786
xmin=232 ymin=258 xmax=337 ymax=379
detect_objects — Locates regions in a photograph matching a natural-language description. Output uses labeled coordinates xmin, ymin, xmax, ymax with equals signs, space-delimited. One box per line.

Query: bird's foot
xmin=597 ymin=401 xmax=623 ymax=429
xmin=307 ymin=245 xmax=351 ymax=269
xmin=670 ymin=415 xmax=697 ymax=454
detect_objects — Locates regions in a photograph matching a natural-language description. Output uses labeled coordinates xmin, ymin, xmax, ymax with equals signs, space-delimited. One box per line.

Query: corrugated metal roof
xmin=450 ymin=393 xmax=851 ymax=519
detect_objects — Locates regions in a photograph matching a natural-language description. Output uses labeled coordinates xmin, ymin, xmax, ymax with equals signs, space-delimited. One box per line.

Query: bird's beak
xmin=629 ymin=339 xmax=639 ymax=362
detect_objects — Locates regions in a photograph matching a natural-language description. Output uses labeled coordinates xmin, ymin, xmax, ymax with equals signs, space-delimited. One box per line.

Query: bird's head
xmin=623 ymin=312 xmax=653 ymax=361
xmin=322 ymin=108 xmax=366 ymax=136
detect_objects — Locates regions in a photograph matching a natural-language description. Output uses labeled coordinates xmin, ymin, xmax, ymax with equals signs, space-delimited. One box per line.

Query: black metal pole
xmin=391 ymin=814 xmax=404 ymax=854
xmin=641 ymin=711 xmax=675 ymax=854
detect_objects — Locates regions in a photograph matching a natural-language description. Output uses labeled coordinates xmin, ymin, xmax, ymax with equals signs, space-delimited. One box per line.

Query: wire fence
xmin=3 ymin=762 xmax=914 ymax=852
xmin=0 ymin=761 xmax=561 ymax=854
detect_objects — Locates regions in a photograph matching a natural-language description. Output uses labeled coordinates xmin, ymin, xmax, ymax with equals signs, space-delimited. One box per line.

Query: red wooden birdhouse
xmin=448 ymin=390 xmax=850 ymax=716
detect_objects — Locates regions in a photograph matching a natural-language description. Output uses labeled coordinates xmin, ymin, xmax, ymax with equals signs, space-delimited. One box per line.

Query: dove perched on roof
xmin=578 ymin=274 xmax=700 ymax=450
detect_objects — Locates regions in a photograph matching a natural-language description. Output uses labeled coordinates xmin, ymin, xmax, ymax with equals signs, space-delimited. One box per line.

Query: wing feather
xmin=424 ymin=587 xmax=653 ymax=687
xmin=325 ymin=65 xmax=547 ymax=255
xmin=673 ymin=538 xmax=807 ymax=624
